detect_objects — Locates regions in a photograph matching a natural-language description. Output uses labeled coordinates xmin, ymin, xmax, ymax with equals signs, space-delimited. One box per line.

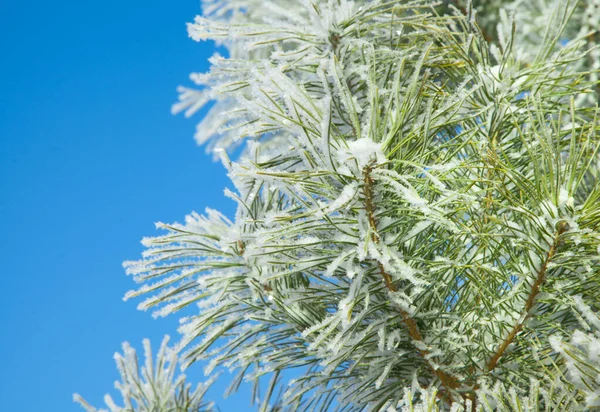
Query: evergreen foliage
xmin=74 ymin=336 xmax=215 ymax=411
xmin=77 ymin=0 xmax=600 ymax=410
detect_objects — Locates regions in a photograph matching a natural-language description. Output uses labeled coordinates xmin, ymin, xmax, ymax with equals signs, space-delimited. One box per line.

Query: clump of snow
xmin=337 ymin=138 xmax=387 ymax=169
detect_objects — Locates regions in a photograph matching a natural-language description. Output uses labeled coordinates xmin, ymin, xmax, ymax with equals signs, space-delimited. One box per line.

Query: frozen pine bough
xmin=78 ymin=0 xmax=600 ymax=410
xmin=74 ymin=336 xmax=215 ymax=412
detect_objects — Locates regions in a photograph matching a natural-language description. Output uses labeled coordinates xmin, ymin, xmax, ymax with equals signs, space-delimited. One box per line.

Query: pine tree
xmin=76 ymin=0 xmax=600 ymax=410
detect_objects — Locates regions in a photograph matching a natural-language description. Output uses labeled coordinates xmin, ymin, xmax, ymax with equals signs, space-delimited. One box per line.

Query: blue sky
xmin=0 ymin=1 xmax=254 ymax=410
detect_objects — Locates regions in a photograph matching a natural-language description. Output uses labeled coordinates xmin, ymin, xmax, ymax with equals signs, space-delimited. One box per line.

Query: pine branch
xmin=74 ymin=336 xmax=215 ymax=412
xmin=362 ymin=163 xmax=460 ymax=397
xmin=486 ymin=221 xmax=570 ymax=372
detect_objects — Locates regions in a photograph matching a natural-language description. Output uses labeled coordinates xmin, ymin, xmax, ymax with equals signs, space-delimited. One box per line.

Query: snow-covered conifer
xmin=80 ymin=0 xmax=600 ymax=410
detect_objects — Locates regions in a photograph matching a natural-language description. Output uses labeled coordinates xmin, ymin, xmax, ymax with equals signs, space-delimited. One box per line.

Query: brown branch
xmin=236 ymin=240 xmax=246 ymax=256
xmin=486 ymin=221 xmax=569 ymax=372
xmin=362 ymin=164 xmax=460 ymax=398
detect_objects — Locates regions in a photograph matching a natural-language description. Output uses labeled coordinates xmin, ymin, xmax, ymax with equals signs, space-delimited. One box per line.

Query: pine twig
xmin=486 ymin=221 xmax=569 ymax=372
xmin=362 ymin=164 xmax=460 ymax=397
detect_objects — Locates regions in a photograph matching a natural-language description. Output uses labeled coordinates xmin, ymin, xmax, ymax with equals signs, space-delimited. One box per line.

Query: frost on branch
xmin=388 ymin=375 xmax=583 ymax=411
xmin=74 ymin=336 xmax=215 ymax=412
xmin=550 ymin=297 xmax=600 ymax=409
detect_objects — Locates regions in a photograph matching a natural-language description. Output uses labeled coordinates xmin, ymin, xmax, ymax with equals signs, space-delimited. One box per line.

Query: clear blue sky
xmin=0 ymin=1 xmax=254 ymax=410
